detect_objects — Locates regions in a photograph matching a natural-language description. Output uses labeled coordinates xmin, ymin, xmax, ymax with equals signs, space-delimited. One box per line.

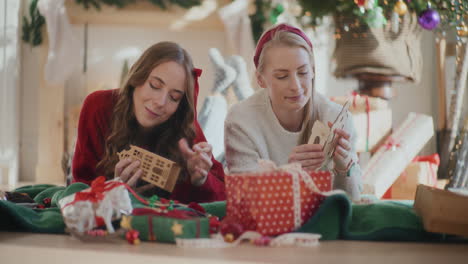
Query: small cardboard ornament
xmin=309 ymin=100 xmax=351 ymax=169
xmin=118 ymin=145 xmax=181 ymax=192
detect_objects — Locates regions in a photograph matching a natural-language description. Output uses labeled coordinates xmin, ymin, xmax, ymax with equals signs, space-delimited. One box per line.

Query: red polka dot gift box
xmin=226 ymin=165 xmax=332 ymax=236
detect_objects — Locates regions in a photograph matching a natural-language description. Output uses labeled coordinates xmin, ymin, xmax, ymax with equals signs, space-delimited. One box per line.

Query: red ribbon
xmin=413 ymin=153 xmax=440 ymax=186
xmin=65 ymin=176 xmax=150 ymax=208
xmin=132 ymin=207 xmax=197 ymax=219
xmin=412 ymin=153 xmax=440 ymax=166
xmin=383 ymin=137 xmax=401 ymax=150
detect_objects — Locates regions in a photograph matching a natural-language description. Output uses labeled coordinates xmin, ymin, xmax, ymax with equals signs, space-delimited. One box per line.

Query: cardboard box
xmin=414 ymin=184 xmax=468 ymax=237
xmin=383 ymin=160 xmax=438 ymax=200
xmin=352 ymin=109 xmax=392 ymax=153
xmin=331 ymin=95 xmax=392 ymax=153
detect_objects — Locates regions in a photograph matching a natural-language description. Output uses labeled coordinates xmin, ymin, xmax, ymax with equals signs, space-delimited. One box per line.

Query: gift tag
xmin=308 ymin=120 xmax=330 ymax=146
xmin=117 ymin=145 xmax=181 ymax=193
xmin=321 ymin=100 xmax=351 ymax=169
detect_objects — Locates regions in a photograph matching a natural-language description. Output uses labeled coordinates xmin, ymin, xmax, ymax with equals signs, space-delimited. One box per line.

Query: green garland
xmin=249 ymin=0 xmax=268 ymax=43
xmin=22 ymin=0 xmax=45 ymax=46
xmin=22 ymin=0 xmax=202 ymax=47
xmin=249 ymin=0 xmax=466 ymax=41
xmin=298 ymin=0 xmax=467 ymax=29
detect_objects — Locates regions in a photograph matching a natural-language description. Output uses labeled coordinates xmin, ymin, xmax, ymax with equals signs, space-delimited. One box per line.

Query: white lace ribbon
xmin=176 ymin=232 xmax=321 ymax=248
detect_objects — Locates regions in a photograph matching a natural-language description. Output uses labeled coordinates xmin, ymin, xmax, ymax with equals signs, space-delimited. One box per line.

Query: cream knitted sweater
xmin=224 ymin=89 xmax=362 ymax=200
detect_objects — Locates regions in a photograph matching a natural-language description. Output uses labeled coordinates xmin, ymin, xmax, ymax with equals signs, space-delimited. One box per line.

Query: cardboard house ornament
xmin=117 ymin=145 xmax=181 ymax=192
xmin=308 ymin=100 xmax=352 ymax=169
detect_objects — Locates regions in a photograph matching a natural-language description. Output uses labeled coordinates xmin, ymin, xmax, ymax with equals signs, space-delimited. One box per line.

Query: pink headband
xmin=253 ymin=24 xmax=313 ymax=68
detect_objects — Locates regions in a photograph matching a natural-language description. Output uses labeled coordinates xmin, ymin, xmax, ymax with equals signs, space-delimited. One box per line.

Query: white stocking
xmin=38 ymin=0 xmax=81 ymax=84
xmin=209 ymin=48 xmax=236 ymax=94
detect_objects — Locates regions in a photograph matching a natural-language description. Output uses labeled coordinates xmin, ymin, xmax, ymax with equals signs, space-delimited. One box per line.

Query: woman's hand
xmin=179 ymin=138 xmax=213 ymax=186
xmin=288 ymin=144 xmax=325 ymax=170
xmin=328 ymin=122 xmax=352 ymax=172
xmin=115 ymin=158 xmax=143 ymax=188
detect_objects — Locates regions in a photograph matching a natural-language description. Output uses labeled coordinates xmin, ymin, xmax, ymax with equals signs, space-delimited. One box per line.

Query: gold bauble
xmin=394 ymin=0 xmax=408 ymax=16
xmin=457 ymin=24 xmax=468 ymax=37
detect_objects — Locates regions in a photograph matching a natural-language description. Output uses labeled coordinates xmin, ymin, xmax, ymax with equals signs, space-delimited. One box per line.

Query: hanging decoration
xmin=394 ymin=0 xmax=408 ymax=16
xmin=296 ymin=0 xmax=466 ymax=32
xmin=22 ymin=0 xmax=203 ymax=46
xmin=249 ymin=1 xmax=466 ymax=42
xmin=418 ymin=8 xmax=440 ymax=30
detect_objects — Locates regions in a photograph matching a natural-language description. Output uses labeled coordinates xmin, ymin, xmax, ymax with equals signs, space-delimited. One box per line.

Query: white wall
xmin=0 ymin=0 xmax=21 ymax=185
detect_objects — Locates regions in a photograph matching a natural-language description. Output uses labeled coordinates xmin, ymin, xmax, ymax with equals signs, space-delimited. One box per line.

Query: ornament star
xmin=171 ymin=221 xmax=184 ymax=236
xmin=120 ymin=215 xmax=132 ymax=230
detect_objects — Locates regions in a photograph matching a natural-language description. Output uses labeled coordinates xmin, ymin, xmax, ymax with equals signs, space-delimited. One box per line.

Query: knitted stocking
xmin=209 ymin=48 xmax=237 ymax=94
xmin=226 ymin=55 xmax=254 ymax=100
xmin=197 ymin=94 xmax=228 ymax=161
xmin=38 ymin=0 xmax=80 ymax=84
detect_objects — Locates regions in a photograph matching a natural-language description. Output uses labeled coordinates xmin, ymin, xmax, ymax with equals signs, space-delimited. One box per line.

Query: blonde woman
xmin=224 ymin=24 xmax=361 ymax=200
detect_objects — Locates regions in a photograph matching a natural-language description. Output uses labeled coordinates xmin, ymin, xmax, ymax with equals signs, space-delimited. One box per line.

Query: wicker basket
xmin=333 ymin=13 xmax=423 ymax=83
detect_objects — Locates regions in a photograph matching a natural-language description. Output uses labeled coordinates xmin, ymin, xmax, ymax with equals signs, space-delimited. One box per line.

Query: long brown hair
xmin=256 ymin=26 xmax=318 ymax=145
xmin=97 ymin=42 xmax=196 ymax=179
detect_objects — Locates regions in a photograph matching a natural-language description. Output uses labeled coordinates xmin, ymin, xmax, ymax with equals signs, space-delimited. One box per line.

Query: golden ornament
xmin=171 ymin=221 xmax=184 ymax=236
xmin=120 ymin=215 xmax=133 ymax=230
xmin=394 ymin=0 xmax=408 ymax=16
xmin=224 ymin=233 xmax=235 ymax=243
xmin=457 ymin=24 xmax=468 ymax=37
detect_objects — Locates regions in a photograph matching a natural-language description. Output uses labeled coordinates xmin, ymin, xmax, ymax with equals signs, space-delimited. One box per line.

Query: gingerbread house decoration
xmin=117 ymin=145 xmax=181 ymax=192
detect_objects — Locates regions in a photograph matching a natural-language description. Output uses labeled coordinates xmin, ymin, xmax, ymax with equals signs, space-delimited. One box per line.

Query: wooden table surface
xmin=1 ymin=232 xmax=467 ymax=264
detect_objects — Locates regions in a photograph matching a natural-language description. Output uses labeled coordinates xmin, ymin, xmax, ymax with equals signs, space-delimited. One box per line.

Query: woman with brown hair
xmin=224 ymin=24 xmax=361 ymax=200
xmin=72 ymin=41 xmax=225 ymax=203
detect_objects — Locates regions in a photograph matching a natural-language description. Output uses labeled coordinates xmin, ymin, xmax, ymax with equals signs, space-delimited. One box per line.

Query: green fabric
xmin=200 ymin=201 xmax=226 ymax=219
xmin=130 ymin=215 xmax=210 ymax=243
xmin=13 ymin=184 xmax=56 ymax=198
xmin=0 ymin=183 xmax=449 ymax=241
xmin=0 ymin=183 xmax=89 ymax=233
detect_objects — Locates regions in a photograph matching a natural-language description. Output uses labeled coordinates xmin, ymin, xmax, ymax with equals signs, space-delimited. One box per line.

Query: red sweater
xmin=72 ymin=89 xmax=226 ymax=203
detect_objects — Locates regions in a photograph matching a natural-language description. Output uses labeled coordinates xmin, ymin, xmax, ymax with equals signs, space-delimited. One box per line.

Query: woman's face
xmin=133 ymin=61 xmax=187 ymax=130
xmin=257 ymin=45 xmax=314 ymax=114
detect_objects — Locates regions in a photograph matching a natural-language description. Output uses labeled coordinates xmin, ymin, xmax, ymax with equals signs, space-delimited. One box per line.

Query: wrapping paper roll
xmin=362 ymin=113 xmax=434 ymax=198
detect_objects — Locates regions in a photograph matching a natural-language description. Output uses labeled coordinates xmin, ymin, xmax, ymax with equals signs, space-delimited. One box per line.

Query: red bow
xmin=383 ymin=137 xmax=401 ymax=150
xmin=413 ymin=153 xmax=440 ymax=166
xmin=65 ymin=176 xmax=121 ymax=206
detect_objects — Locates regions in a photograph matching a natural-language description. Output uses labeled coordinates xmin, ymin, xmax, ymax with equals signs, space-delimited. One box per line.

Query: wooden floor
xmin=1 ymin=232 xmax=467 ymax=263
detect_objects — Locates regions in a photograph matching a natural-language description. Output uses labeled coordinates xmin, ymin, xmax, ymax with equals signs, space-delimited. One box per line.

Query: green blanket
xmin=0 ymin=183 xmax=443 ymax=241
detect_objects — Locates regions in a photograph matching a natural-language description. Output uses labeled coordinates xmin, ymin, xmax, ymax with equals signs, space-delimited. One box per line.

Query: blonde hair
xmin=97 ymin=42 xmax=196 ymax=179
xmin=256 ymin=26 xmax=317 ymax=144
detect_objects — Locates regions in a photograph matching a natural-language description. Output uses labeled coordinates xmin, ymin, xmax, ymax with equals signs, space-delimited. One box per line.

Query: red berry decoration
xmin=208 ymin=216 xmax=220 ymax=234
xmin=219 ymin=217 xmax=244 ymax=240
xmin=125 ymin=230 xmax=141 ymax=245
xmin=42 ymin=198 xmax=52 ymax=208
xmin=355 ymin=0 xmax=366 ymax=7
